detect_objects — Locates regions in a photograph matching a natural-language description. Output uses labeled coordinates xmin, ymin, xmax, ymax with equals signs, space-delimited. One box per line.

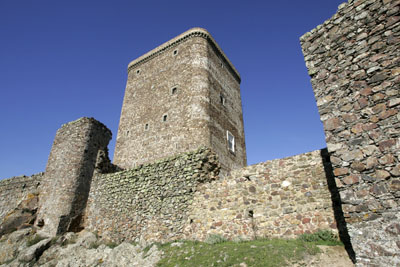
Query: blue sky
xmin=0 ymin=0 xmax=345 ymax=179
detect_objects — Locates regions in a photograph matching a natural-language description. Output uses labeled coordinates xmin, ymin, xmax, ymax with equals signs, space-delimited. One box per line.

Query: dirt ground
xmin=295 ymin=245 xmax=354 ymax=267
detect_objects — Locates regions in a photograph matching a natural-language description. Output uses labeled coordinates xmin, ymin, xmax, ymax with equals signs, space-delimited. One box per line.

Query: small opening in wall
xmin=37 ymin=219 xmax=44 ymax=228
xmin=173 ymin=49 xmax=178 ymax=55
xmin=220 ymin=62 xmax=223 ymax=68
xmin=171 ymin=87 xmax=177 ymax=95
xmin=244 ymin=175 xmax=251 ymax=181
xmin=145 ymin=124 xmax=149 ymax=130
xmin=190 ymin=219 xmax=193 ymax=224
xmin=163 ymin=115 xmax=168 ymax=122
xmin=227 ymin=130 xmax=235 ymax=153
xmin=126 ymin=130 xmax=129 ymax=136
xmin=136 ymin=69 xmax=140 ymax=74
xmin=220 ymin=94 xmax=226 ymax=106
xmin=248 ymin=210 xmax=254 ymax=218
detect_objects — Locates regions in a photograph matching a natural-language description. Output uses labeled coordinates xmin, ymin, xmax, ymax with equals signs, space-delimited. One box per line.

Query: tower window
xmin=145 ymin=123 xmax=149 ymax=130
xmin=136 ymin=69 xmax=140 ymax=74
xmin=171 ymin=87 xmax=177 ymax=95
xmin=163 ymin=115 xmax=168 ymax=122
xmin=227 ymin=131 xmax=235 ymax=152
xmin=220 ymin=94 xmax=226 ymax=106
xmin=173 ymin=49 xmax=178 ymax=55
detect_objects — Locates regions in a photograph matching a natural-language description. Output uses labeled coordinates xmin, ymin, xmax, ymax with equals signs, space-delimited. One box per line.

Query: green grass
xmin=298 ymin=230 xmax=342 ymax=246
xmin=157 ymin=238 xmax=321 ymax=267
xmin=156 ymin=231 xmax=343 ymax=267
xmin=26 ymin=234 xmax=46 ymax=247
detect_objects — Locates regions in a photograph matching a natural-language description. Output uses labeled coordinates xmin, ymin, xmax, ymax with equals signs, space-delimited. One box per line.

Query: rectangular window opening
xmin=220 ymin=94 xmax=226 ymax=106
xmin=227 ymin=130 xmax=235 ymax=153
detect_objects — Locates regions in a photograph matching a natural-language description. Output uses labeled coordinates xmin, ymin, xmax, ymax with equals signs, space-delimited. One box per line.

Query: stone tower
xmin=113 ymin=28 xmax=246 ymax=173
xmin=35 ymin=118 xmax=111 ymax=236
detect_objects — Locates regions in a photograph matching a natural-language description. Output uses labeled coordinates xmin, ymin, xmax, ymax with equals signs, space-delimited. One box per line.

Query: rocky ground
xmin=0 ymin=228 xmax=354 ymax=267
xmin=0 ymin=229 xmax=162 ymax=267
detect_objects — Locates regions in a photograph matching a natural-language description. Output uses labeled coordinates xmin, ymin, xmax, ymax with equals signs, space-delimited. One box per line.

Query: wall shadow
xmin=320 ymin=148 xmax=356 ymax=263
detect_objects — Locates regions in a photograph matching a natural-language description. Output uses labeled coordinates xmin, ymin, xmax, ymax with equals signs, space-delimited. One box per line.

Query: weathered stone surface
xmin=35 ymin=117 xmax=112 ymax=237
xmin=0 ymin=228 xmax=30 ymax=264
xmin=301 ymin=0 xmax=400 ymax=264
xmin=184 ymin=150 xmax=338 ymax=241
xmin=0 ymin=230 xmax=162 ymax=267
xmin=0 ymin=174 xmax=42 ymax=224
xmin=0 ymin=193 xmax=39 ymax=237
xmin=18 ymin=237 xmax=51 ymax=262
xmin=84 ymin=147 xmax=220 ymax=243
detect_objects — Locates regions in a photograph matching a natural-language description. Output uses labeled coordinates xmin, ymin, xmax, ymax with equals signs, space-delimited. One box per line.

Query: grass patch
xmin=26 ymin=235 xmax=46 ymax=247
xmin=298 ymin=230 xmax=342 ymax=246
xmin=204 ymin=234 xmax=228 ymax=245
xmin=89 ymin=242 xmax=101 ymax=249
xmin=157 ymin=238 xmax=320 ymax=267
xmin=105 ymin=241 xmax=118 ymax=249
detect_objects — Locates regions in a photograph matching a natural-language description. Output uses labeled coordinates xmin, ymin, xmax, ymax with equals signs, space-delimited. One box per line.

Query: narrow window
xmin=248 ymin=210 xmax=254 ymax=218
xmin=220 ymin=94 xmax=226 ymax=106
xmin=227 ymin=130 xmax=235 ymax=152
xmin=173 ymin=49 xmax=178 ymax=55
xmin=171 ymin=87 xmax=177 ymax=95
xmin=163 ymin=115 xmax=168 ymax=122
xmin=145 ymin=123 xmax=149 ymax=130
xmin=136 ymin=69 xmax=140 ymax=74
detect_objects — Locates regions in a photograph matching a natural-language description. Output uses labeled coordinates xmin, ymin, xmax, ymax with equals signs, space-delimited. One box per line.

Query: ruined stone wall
xmin=183 ymin=150 xmax=338 ymax=241
xmin=85 ymin=148 xmax=336 ymax=244
xmin=84 ymin=147 xmax=220 ymax=242
xmin=36 ymin=117 xmax=112 ymax=237
xmin=300 ymin=0 xmax=400 ymax=265
xmin=0 ymin=173 xmax=43 ymax=222
xmin=114 ymin=28 xmax=246 ymax=174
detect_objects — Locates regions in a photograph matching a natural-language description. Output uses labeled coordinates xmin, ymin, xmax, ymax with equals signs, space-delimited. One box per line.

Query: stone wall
xmin=301 ymin=0 xmax=400 ymax=265
xmin=183 ymin=150 xmax=338 ymax=241
xmin=0 ymin=173 xmax=43 ymax=222
xmin=84 ymin=148 xmax=338 ymax=245
xmin=84 ymin=147 xmax=220 ymax=242
xmin=35 ymin=117 xmax=112 ymax=237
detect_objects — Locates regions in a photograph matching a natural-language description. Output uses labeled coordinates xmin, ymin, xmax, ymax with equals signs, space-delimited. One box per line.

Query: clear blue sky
xmin=0 ymin=0 xmax=345 ymax=179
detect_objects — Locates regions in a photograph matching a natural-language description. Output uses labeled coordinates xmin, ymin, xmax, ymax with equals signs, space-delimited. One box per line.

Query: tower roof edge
xmin=127 ymin=27 xmax=241 ymax=83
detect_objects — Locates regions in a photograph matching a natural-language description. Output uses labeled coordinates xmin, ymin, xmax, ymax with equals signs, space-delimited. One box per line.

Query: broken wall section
xmin=36 ymin=117 xmax=112 ymax=237
xmin=0 ymin=173 xmax=43 ymax=223
xmin=301 ymin=0 xmax=400 ymax=265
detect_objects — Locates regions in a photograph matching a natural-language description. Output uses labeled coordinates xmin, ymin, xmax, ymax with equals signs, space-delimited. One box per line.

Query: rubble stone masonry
xmin=184 ymin=150 xmax=338 ymax=241
xmin=0 ymin=173 xmax=43 ymax=222
xmin=84 ymin=147 xmax=220 ymax=242
xmin=35 ymin=117 xmax=112 ymax=237
xmin=83 ymin=148 xmax=338 ymax=245
xmin=301 ymin=0 xmax=400 ymax=265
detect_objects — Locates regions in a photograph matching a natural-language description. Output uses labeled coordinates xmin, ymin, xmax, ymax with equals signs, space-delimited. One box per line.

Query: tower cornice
xmin=127 ymin=27 xmax=241 ymax=83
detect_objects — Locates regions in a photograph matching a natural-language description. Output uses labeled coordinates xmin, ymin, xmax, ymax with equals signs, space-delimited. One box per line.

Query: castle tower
xmin=36 ymin=118 xmax=111 ymax=236
xmin=113 ymin=28 xmax=246 ymax=173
